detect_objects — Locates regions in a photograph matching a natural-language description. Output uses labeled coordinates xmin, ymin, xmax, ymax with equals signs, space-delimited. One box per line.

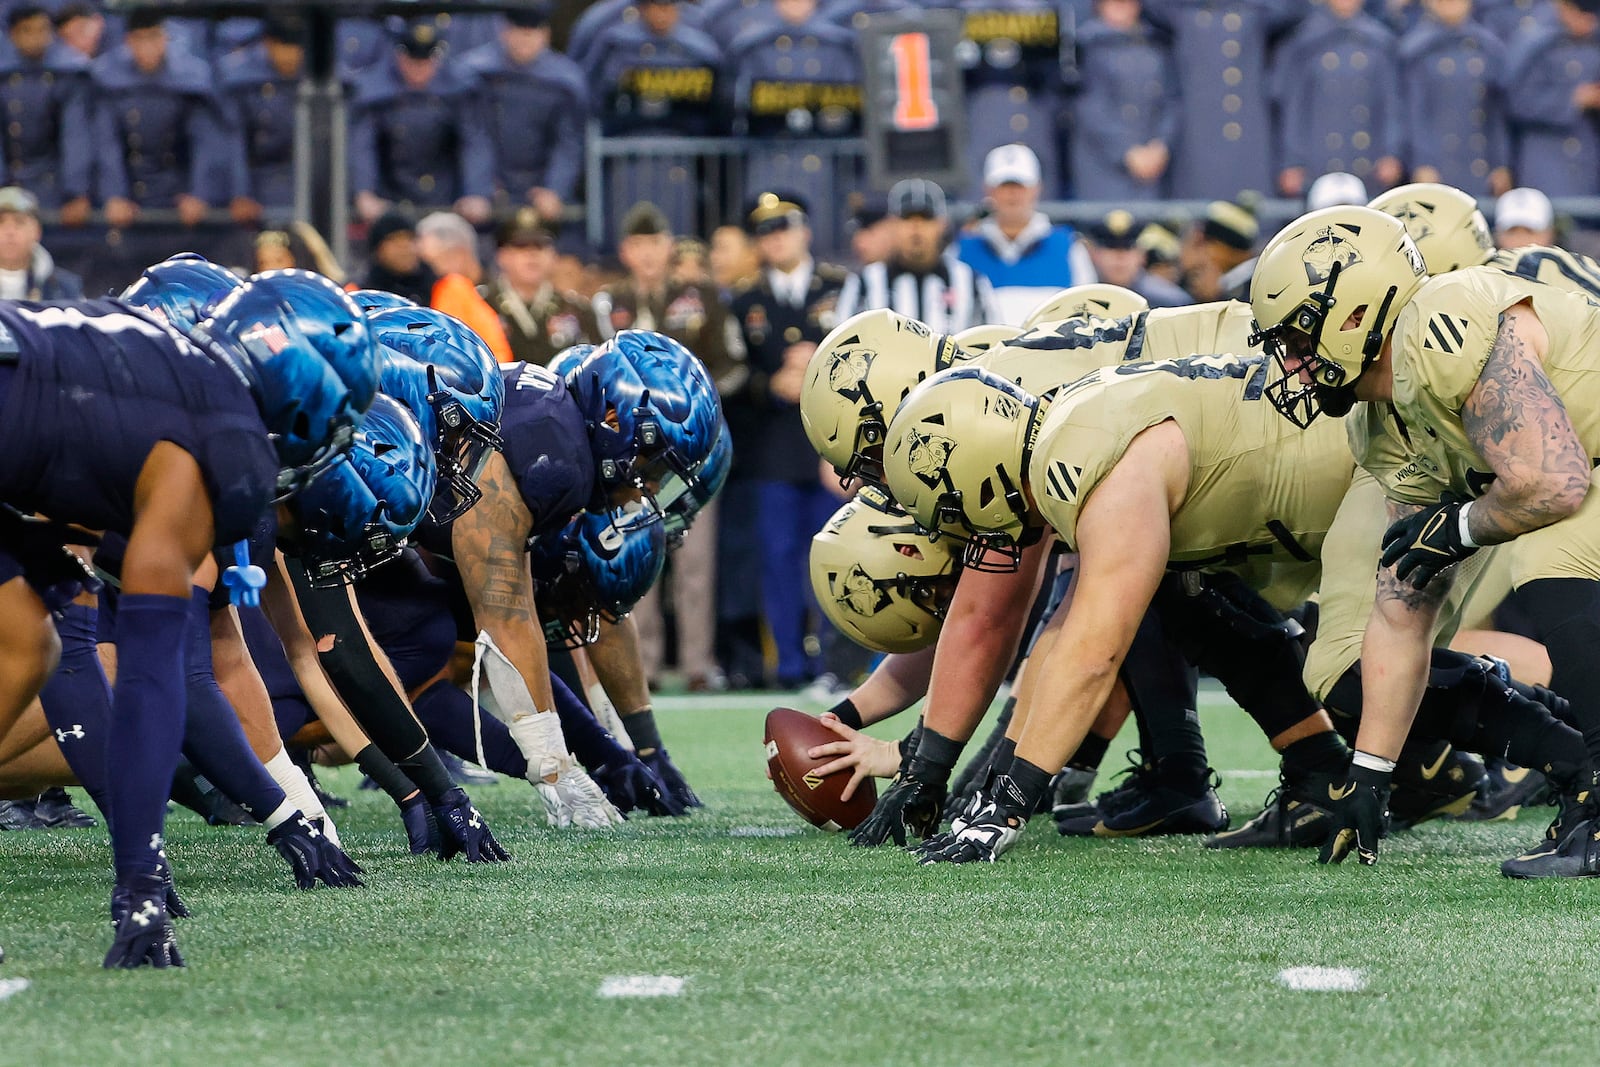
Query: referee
xmin=835 ymin=178 xmax=995 ymax=332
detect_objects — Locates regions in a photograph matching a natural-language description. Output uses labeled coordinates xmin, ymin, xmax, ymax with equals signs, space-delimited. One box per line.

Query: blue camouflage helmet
xmin=608 ymin=330 xmax=723 ymax=486
xmin=350 ymin=289 xmax=419 ymax=313
xmin=546 ymin=342 xmax=596 ymax=379
xmin=289 ymin=393 xmax=437 ymax=586
xmin=190 ymin=270 xmax=379 ymax=498
xmin=120 ymin=253 xmax=244 ymax=334
xmin=559 ymin=332 xmax=721 ymax=505
xmin=367 ymin=306 xmax=506 ymax=524
xmin=530 ymin=505 xmax=667 ymax=648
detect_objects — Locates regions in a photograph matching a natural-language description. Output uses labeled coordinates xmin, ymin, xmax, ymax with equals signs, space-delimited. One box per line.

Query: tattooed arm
xmin=1460 ymin=303 xmax=1590 ymax=545
xmin=1355 ymin=499 xmax=1453 ymax=761
xmin=451 ymin=449 xmax=556 ymax=713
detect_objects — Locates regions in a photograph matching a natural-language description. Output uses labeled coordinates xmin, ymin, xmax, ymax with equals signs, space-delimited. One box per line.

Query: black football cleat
xmin=1204 ymin=769 xmax=1339 ymax=849
xmin=1388 ymin=741 xmax=1485 ymax=830
xmin=1089 ymin=769 xmax=1228 ymax=838
xmin=1054 ymin=750 xmax=1154 ymax=836
xmin=30 ymin=787 xmax=98 ymax=829
xmin=0 ymin=798 xmax=44 ymax=831
xmin=1460 ymin=758 xmax=1553 ymax=822
xmin=1502 ymin=814 xmax=1600 ymax=879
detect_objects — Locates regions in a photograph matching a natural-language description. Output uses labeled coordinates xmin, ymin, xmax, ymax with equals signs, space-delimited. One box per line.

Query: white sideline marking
xmin=1277 ymin=967 xmax=1365 ymax=992
xmin=1221 ymin=769 xmax=1279 ymax=779
xmin=0 ymin=978 xmax=30 ymax=1001
xmin=729 ymin=825 xmax=801 ymax=838
xmin=598 ymin=975 xmax=686 ymax=998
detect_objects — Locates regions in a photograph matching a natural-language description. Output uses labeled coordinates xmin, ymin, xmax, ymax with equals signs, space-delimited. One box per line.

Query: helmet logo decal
xmin=905 ymin=429 xmax=956 ymax=488
xmin=988 ymin=392 xmax=1022 ymax=422
xmin=240 ymin=321 xmax=289 ymax=355
xmin=1302 ymin=226 xmax=1362 ymax=285
xmin=826 ymin=348 xmax=873 ymax=400
xmin=837 ymin=564 xmax=887 ymax=616
xmin=1390 ymin=204 xmax=1433 ymax=243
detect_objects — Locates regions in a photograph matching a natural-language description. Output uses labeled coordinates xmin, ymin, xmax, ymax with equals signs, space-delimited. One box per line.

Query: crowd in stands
xmin=1 ymin=0 xmax=1598 ymax=692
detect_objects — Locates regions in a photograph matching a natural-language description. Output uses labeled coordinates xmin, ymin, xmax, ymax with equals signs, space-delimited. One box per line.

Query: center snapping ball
xmin=764 ymin=707 xmax=878 ymax=831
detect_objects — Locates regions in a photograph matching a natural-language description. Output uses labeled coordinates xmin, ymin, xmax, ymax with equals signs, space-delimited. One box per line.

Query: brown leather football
xmin=764 ymin=707 xmax=878 ymax=831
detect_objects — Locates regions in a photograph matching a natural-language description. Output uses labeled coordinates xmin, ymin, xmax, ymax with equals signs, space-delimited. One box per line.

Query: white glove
xmin=536 ymin=767 xmax=626 ymax=829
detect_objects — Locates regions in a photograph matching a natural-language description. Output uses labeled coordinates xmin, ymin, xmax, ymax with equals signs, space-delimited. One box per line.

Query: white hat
xmin=1306 ymin=171 xmax=1369 ymax=211
xmin=984 ymin=143 xmax=1041 ymax=188
xmin=1495 ymin=187 xmax=1554 ymax=232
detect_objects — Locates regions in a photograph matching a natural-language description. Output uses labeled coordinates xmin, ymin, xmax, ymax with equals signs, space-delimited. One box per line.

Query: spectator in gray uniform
xmin=1271 ymin=0 xmax=1404 ymax=197
xmin=1143 ymin=0 xmax=1296 ymax=199
xmin=1399 ymin=0 xmax=1511 ymax=196
xmin=1504 ymin=0 xmax=1600 ymax=198
xmin=1071 ymin=0 xmax=1179 ymax=200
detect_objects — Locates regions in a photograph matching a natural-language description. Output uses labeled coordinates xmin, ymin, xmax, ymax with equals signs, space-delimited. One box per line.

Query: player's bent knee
xmin=0 ymin=578 xmax=60 ymax=723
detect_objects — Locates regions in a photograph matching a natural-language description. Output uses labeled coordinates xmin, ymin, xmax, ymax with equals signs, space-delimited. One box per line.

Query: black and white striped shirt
xmin=834 ymin=253 xmax=996 ymax=333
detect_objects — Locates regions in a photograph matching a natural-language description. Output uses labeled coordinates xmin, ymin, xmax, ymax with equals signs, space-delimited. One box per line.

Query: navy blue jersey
xmin=497 ymin=361 xmax=597 ymax=538
xmin=0 ymin=300 xmax=277 ymax=546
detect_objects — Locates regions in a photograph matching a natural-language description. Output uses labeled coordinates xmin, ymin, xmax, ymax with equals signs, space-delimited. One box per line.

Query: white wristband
xmin=1457 ymin=500 xmax=1478 ymax=549
xmin=1351 ymin=750 xmax=1397 ymax=774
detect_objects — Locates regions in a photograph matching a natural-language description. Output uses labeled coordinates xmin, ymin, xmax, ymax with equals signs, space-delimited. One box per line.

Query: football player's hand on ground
xmin=849 ymin=764 xmax=946 ymax=848
xmin=1317 ymin=765 xmax=1391 ymax=867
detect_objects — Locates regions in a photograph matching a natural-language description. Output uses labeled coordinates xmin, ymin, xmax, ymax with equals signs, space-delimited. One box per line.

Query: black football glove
xmin=267 ymin=813 xmax=365 ymax=889
xmin=1318 ymin=763 xmax=1392 ymax=866
xmin=919 ymin=775 xmax=1030 ymax=865
xmin=112 ymin=852 xmax=189 ymax=923
xmin=639 ymin=748 xmax=701 ymax=810
xmin=1380 ymin=496 xmax=1477 ymax=590
xmin=848 ymin=756 xmax=948 ymax=848
xmin=593 ymin=756 xmax=685 ymax=817
xmin=432 ymin=787 xmax=511 ymax=863
xmin=104 ymin=874 xmax=185 ymax=969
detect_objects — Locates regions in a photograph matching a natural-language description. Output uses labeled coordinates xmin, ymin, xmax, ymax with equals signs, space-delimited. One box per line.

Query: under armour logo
xmin=468 ymin=810 xmax=483 ymax=830
xmin=55 ymin=724 xmax=85 ymax=742
xmin=148 ymin=833 xmax=165 ymax=851
xmin=131 ymin=900 xmax=160 ymax=928
xmin=300 ymin=816 xmax=321 ymax=840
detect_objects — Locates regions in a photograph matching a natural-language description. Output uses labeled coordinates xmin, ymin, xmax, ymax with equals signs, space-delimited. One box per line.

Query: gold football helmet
xmin=801 ymin=308 xmax=969 ymax=485
xmin=882 ymin=366 xmax=1043 ymax=571
xmin=1249 ymin=206 xmax=1428 ymax=426
xmin=810 ymin=484 xmax=958 ymax=653
xmin=951 ymin=323 xmax=1024 ymax=354
xmin=1368 ymin=183 xmax=1493 ymax=274
xmin=1021 ymin=283 xmax=1148 ymax=330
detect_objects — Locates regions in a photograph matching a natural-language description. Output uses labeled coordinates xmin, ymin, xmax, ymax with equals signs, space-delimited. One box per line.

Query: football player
xmin=0 ymin=271 xmax=376 ymax=967
xmin=1250 ymin=204 xmax=1600 ymax=875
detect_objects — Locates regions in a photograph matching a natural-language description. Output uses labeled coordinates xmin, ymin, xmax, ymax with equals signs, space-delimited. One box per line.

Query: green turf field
xmin=2 ymin=687 xmax=1595 ymax=1066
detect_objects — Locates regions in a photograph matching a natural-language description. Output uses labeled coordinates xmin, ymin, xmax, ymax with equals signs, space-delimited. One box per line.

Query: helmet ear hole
xmin=292 ymin=410 xmax=311 ymax=441
xmin=978 ymin=477 xmax=995 ymax=509
xmin=1343 ymin=304 xmax=1369 ymax=331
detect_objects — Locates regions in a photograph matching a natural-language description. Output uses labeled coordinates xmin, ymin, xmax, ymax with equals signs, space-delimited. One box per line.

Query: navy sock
xmin=410 ymin=680 xmax=528 ymax=779
xmin=107 ymin=593 xmax=191 ymax=881
xmin=37 ymin=602 xmax=112 ymax=819
xmin=622 ymin=706 xmax=664 ymax=754
xmin=181 ymin=592 xmax=288 ymax=822
xmin=550 ymin=672 xmax=632 ymax=773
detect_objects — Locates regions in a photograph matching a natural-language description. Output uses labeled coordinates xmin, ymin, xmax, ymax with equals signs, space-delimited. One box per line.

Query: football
xmin=764 ymin=707 xmax=878 ymax=831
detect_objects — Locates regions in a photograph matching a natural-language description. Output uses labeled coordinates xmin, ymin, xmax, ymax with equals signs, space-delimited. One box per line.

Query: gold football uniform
xmin=1491 ymin=244 xmax=1600 ymax=300
xmin=1384 ymin=266 xmax=1600 ymax=584
xmin=980 ymin=301 xmax=1256 ymax=399
xmin=1028 ymin=354 xmax=1355 ymax=585
xmin=1302 ymin=467 xmax=1500 ymax=701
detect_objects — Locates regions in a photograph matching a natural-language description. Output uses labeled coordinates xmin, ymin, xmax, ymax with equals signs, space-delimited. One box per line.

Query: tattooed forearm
xmin=1459 ymin=308 xmax=1590 ymax=544
xmin=452 ymin=452 xmax=535 ymax=623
